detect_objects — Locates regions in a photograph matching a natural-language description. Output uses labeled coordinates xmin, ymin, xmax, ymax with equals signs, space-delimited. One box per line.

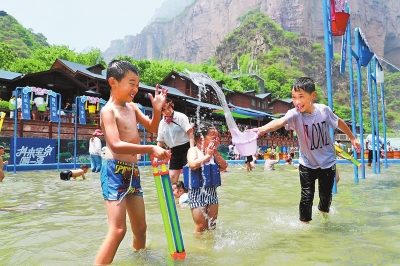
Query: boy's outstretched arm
xmin=250 ymin=117 xmax=287 ymax=136
xmin=337 ymin=118 xmax=361 ymax=153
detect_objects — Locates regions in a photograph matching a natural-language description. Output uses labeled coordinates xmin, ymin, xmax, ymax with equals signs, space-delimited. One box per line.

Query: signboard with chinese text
xmin=78 ymin=97 xmax=86 ymax=125
xmin=21 ymin=91 xmax=31 ymax=120
xmin=9 ymin=138 xmax=56 ymax=165
xmin=49 ymin=95 xmax=59 ymax=122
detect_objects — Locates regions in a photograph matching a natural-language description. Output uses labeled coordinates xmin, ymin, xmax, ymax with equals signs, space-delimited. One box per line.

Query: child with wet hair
xmin=187 ymin=122 xmax=228 ymax=233
xmin=172 ymin=181 xmax=189 ymax=208
xmin=251 ymin=77 xmax=361 ymax=224
xmin=60 ymin=164 xmax=89 ymax=180
xmin=95 ymin=60 xmax=168 ymax=264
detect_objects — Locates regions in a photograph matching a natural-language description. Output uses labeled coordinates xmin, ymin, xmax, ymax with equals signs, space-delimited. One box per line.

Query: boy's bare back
xmin=71 ymin=168 xmax=85 ymax=179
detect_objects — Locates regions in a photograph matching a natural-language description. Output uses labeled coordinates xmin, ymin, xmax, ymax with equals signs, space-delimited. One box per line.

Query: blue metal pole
xmin=13 ymin=87 xmax=22 ymax=174
xmin=380 ymin=81 xmax=388 ymax=169
xmin=57 ymin=93 xmax=62 ymax=171
xmin=73 ymin=97 xmax=79 ymax=169
xmin=322 ymin=0 xmax=336 ymax=193
xmin=355 ymin=28 xmax=365 ymax=180
xmin=367 ymin=63 xmax=376 ymax=174
xmin=373 ymin=57 xmax=381 ymax=173
xmin=345 ymin=4 xmax=359 ymax=183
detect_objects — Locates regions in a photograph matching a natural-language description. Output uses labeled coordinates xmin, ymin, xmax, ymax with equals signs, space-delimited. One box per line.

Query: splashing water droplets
xmin=186 ymin=69 xmax=258 ymax=156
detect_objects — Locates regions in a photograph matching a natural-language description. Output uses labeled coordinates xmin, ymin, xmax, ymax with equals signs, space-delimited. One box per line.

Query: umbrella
xmin=84 ymin=89 xmax=101 ymax=97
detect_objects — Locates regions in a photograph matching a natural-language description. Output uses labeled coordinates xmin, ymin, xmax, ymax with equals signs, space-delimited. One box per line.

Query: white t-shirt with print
xmin=284 ymin=104 xmax=338 ymax=169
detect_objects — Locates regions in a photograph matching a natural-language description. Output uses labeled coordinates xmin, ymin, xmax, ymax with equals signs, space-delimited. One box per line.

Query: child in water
xmin=187 ymin=122 xmax=228 ymax=233
xmin=59 ymin=164 xmax=89 ymax=180
xmin=251 ymin=77 xmax=361 ymax=224
xmin=172 ymin=181 xmax=189 ymax=208
xmin=94 ymin=60 xmax=168 ymax=265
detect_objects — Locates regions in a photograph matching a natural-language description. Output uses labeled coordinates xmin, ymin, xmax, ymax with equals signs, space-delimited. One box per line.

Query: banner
xmin=78 ymin=97 xmax=86 ymax=125
xmin=49 ymin=95 xmax=59 ymax=122
xmin=9 ymin=137 xmax=56 ymax=164
xmin=21 ymin=90 xmax=31 ymax=120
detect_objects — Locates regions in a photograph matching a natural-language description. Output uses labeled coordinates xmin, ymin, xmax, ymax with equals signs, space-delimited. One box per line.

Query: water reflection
xmin=0 ymin=165 xmax=400 ymax=265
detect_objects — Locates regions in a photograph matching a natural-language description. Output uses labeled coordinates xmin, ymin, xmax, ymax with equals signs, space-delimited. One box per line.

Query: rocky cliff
xmin=103 ymin=0 xmax=400 ymax=66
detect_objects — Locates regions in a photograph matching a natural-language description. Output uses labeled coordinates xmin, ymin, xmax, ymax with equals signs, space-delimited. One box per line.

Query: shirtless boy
xmin=59 ymin=164 xmax=88 ymax=180
xmin=95 ymin=60 xmax=169 ymax=265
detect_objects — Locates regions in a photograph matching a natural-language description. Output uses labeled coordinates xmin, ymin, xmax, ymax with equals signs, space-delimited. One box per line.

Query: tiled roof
xmin=0 ymin=70 xmax=22 ymax=80
xmin=58 ymin=59 xmax=106 ymax=80
xmin=255 ymin=93 xmax=271 ymax=99
xmin=186 ymin=99 xmax=223 ymax=110
xmin=139 ymin=83 xmax=195 ymax=99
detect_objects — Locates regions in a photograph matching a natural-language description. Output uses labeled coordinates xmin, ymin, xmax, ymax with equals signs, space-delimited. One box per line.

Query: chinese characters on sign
xmin=16 ymin=145 xmax=54 ymax=164
xmin=21 ymin=92 xmax=31 ymax=120
xmin=49 ymin=95 xmax=58 ymax=122
xmin=10 ymin=138 xmax=56 ymax=165
xmin=19 ymin=86 xmax=58 ymax=121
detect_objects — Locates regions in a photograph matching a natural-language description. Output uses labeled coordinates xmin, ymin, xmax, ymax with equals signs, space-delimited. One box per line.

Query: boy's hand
xmin=351 ymin=138 xmax=361 ymax=153
xmin=248 ymin=127 xmax=261 ymax=137
xmin=148 ymin=84 xmax=168 ymax=111
xmin=152 ymin=145 xmax=170 ymax=160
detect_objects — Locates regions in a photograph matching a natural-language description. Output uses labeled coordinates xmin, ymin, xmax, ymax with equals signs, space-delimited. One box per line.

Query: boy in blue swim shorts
xmin=100 ymin=160 xmax=143 ymax=200
xmin=94 ymin=60 xmax=169 ymax=265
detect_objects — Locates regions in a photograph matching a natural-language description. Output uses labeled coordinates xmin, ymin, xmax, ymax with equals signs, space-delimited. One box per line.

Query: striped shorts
xmin=188 ymin=186 xmax=218 ymax=209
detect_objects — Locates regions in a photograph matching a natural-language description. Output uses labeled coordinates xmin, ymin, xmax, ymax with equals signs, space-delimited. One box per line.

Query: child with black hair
xmin=251 ymin=77 xmax=361 ymax=224
xmin=172 ymin=181 xmax=189 ymax=208
xmin=156 ymin=98 xmax=194 ymax=183
xmin=187 ymin=122 xmax=228 ymax=233
xmin=95 ymin=60 xmax=168 ymax=264
xmin=60 ymin=164 xmax=89 ymax=180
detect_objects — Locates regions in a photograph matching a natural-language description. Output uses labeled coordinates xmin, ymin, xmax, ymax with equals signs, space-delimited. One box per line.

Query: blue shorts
xmin=100 ymin=159 xmax=143 ymax=201
xmin=188 ymin=187 xmax=218 ymax=209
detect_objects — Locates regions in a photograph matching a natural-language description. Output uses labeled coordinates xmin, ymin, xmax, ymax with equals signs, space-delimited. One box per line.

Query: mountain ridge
xmin=102 ymin=0 xmax=400 ymax=67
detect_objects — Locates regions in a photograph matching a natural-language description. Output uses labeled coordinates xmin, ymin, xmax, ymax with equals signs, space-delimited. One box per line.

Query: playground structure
xmin=322 ymin=0 xmax=388 ymax=189
xmin=73 ymin=95 xmax=107 ymax=169
xmin=11 ymin=87 xmax=62 ymax=174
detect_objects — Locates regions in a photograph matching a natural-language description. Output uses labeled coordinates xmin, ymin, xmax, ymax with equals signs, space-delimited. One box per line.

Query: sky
xmin=1 ymin=0 xmax=165 ymax=52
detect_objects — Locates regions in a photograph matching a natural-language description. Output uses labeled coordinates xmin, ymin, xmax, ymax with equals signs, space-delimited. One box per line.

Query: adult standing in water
xmin=156 ymin=98 xmax=194 ymax=183
xmin=89 ymin=129 xmax=103 ymax=173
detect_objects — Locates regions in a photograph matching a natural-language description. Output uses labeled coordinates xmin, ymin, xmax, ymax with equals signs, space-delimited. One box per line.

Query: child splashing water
xmin=186 ymin=123 xmax=228 ymax=233
xmin=186 ymin=70 xmax=257 ymax=156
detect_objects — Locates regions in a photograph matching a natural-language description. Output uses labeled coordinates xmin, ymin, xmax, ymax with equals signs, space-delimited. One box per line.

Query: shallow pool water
xmin=1 ymin=163 xmax=399 ymax=265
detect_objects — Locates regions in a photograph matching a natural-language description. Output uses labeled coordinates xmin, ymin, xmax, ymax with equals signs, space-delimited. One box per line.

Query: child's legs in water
xmin=299 ymin=165 xmax=318 ymax=222
xmin=95 ymin=199 xmax=128 ymax=264
xmin=126 ymin=195 xmax=147 ymax=250
xmin=191 ymin=204 xmax=218 ymax=233
xmin=317 ymin=165 xmax=335 ymax=214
